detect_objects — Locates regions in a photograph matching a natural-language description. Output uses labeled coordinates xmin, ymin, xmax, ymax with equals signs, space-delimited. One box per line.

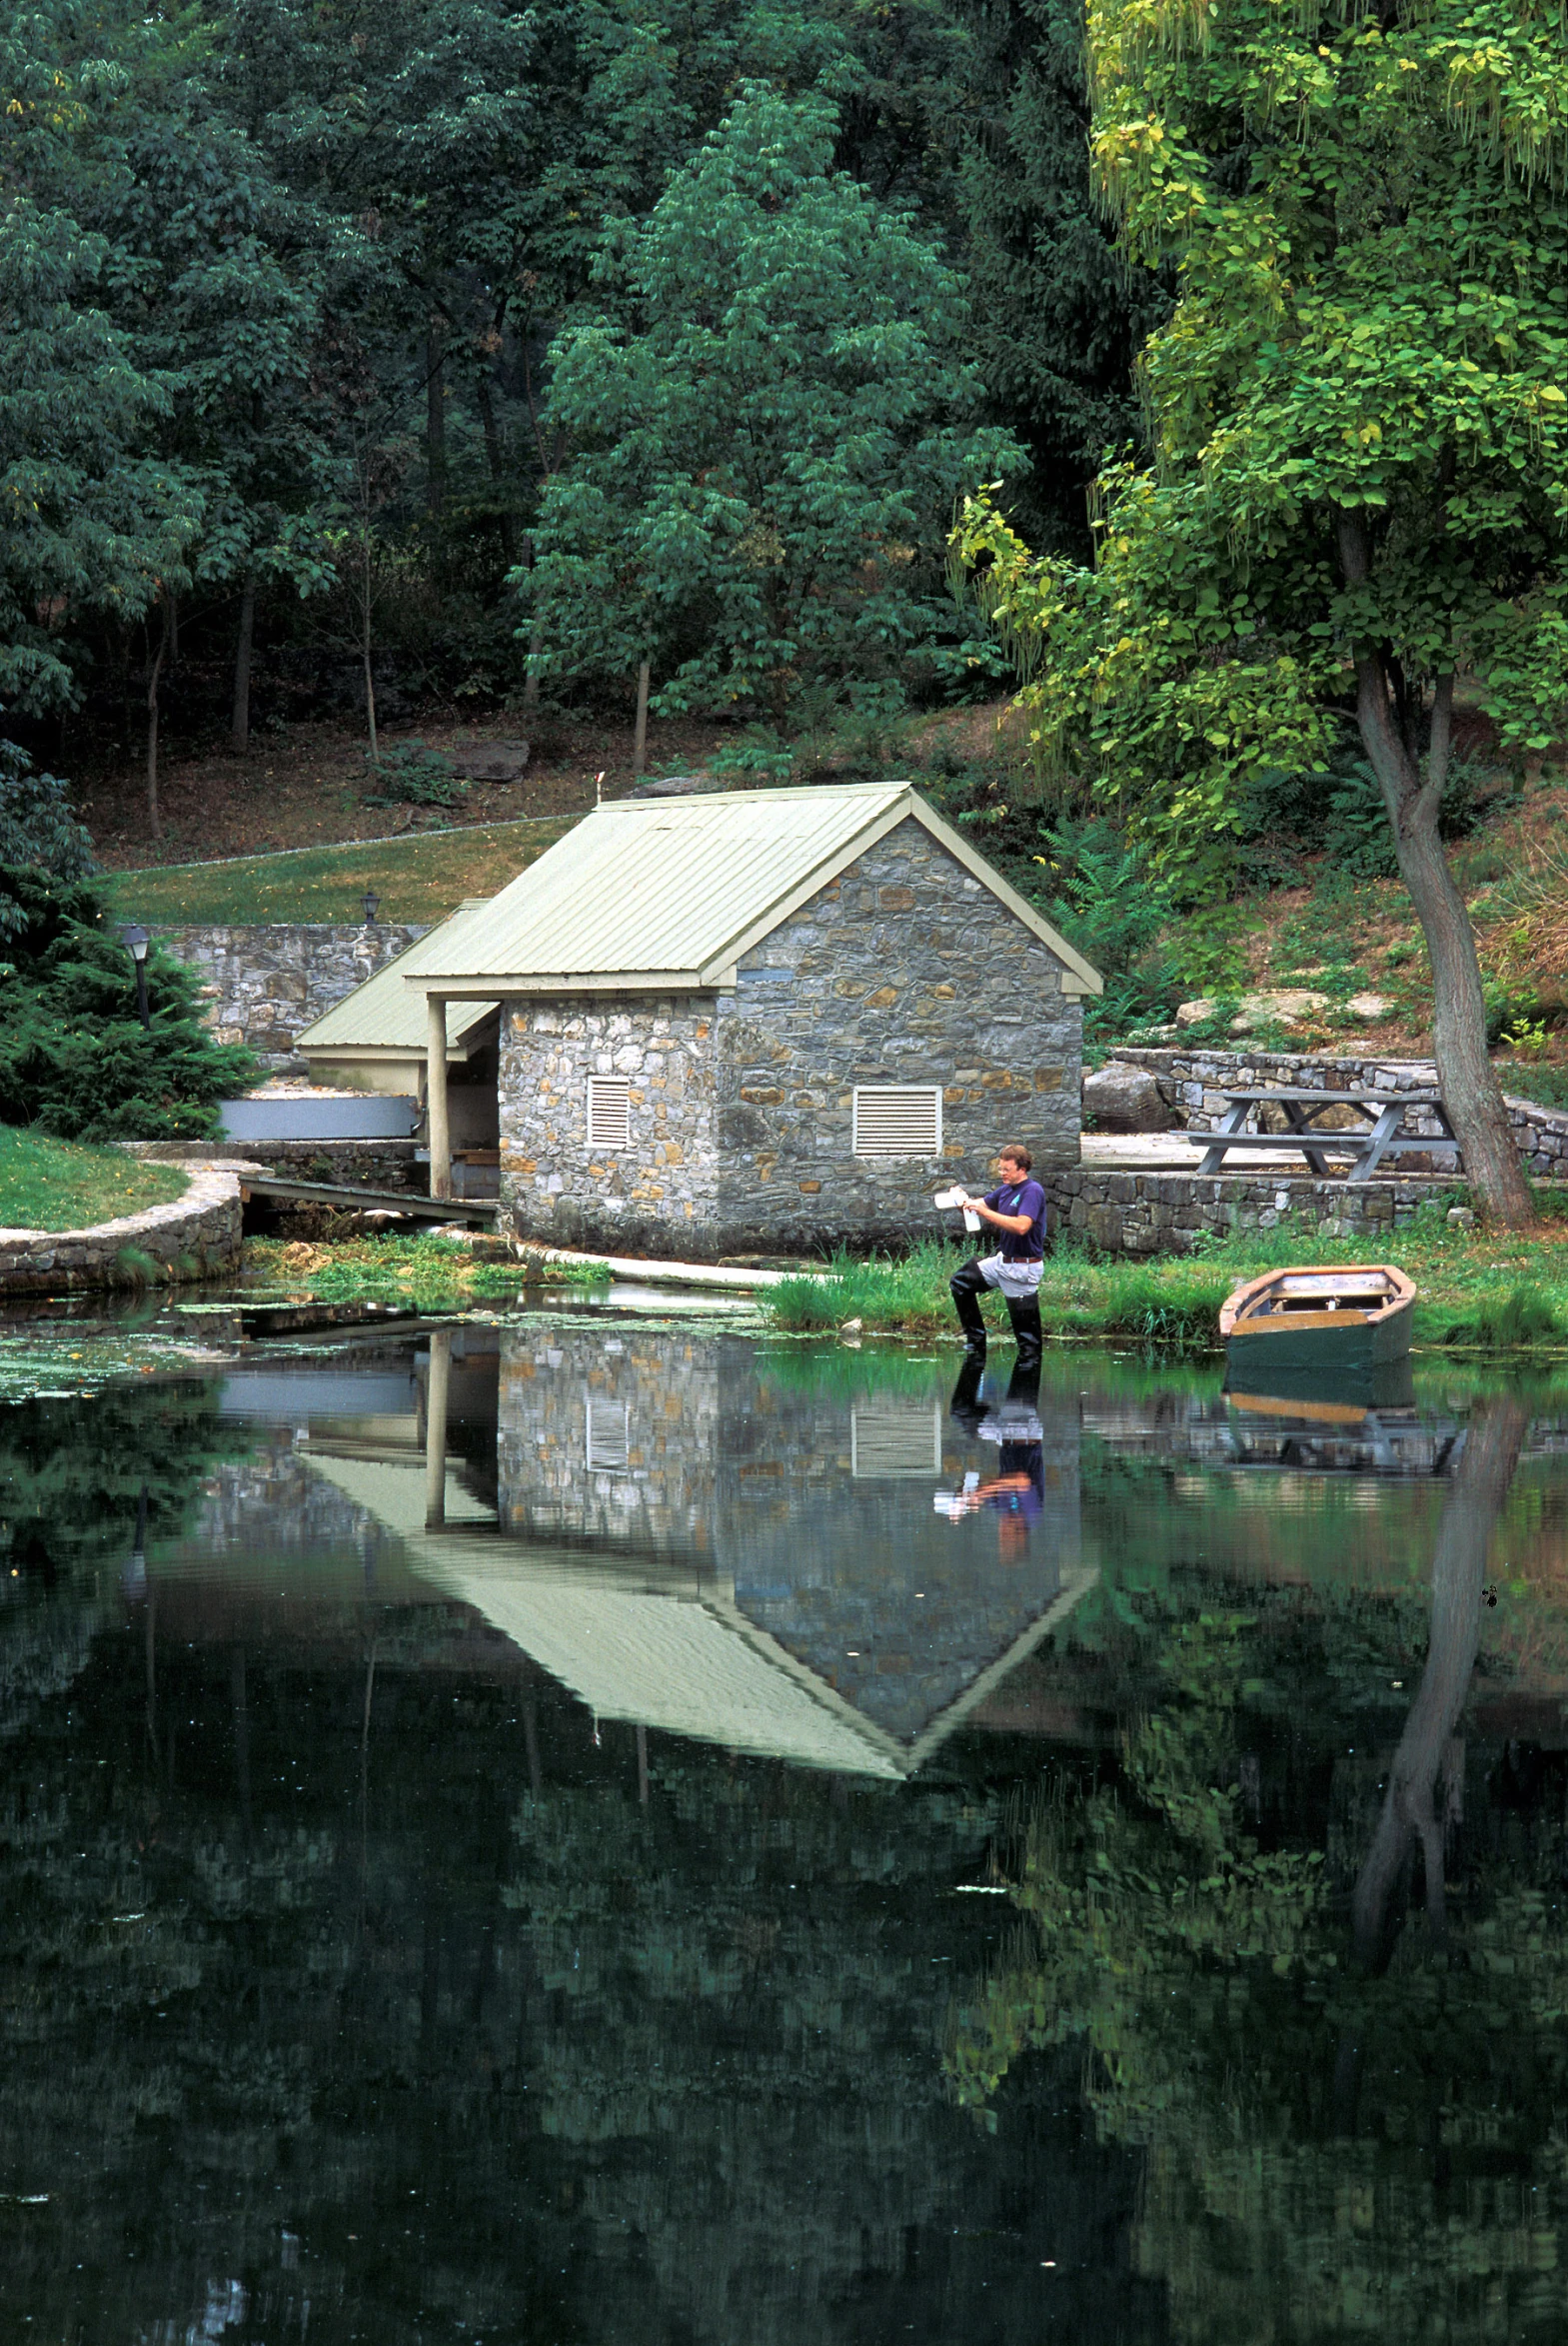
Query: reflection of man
xmin=948 ymin=1145 xmax=1047 ymax=1367
xmin=939 ymin=1357 xmax=1046 ymax=1557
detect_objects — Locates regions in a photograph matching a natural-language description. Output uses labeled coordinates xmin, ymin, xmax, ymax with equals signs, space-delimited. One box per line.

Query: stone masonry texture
xmin=0 ymin=1164 xmax=242 ymax=1293
xmin=498 ymin=819 xmax=1083 ymax=1258
xmin=160 ymin=924 xmax=427 ymax=1070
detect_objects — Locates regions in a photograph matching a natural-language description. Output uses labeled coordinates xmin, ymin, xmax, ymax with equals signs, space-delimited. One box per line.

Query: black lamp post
xmin=119 ymin=925 xmax=152 ymax=1032
xmin=362 ymin=888 xmax=381 ymax=925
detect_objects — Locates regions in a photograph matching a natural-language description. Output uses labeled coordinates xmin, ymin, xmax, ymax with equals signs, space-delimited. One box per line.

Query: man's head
xmin=996 ymin=1144 xmax=1032 ymax=1179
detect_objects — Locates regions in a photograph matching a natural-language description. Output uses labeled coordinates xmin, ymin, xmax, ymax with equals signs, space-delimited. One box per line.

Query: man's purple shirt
xmin=982 ymin=1178 xmax=1047 ymax=1261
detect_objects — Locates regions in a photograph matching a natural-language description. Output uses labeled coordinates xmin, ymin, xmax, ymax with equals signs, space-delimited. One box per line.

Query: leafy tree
xmin=0 ymin=182 xmax=196 ymax=736
xmin=955 ymin=0 xmax=1568 ymax=1225
xmin=0 ymin=868 xmax=257 ymax=1138
xmin=526 ymin=82 xmax=1022 ymax=727
xmin=947 ymin=0 xmax=1168 ymax=554
xmin=0 ymin=744 xmax=93 ymax=931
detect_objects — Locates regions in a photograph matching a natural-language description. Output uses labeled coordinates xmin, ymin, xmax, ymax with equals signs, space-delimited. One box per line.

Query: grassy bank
xmin=768 ymin=1212 xmax=1568 ymax=1353
xmin=0 ymin=1130 xmax=188 ymax=1231
xmin=243 ymin=1231 xmax=609 ymax=1307
xmin=100 ymin=815 xmax=578 ymax=927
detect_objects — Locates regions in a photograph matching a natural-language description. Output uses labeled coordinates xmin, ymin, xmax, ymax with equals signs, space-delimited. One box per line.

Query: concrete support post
xmin=427 ymin=993 xmax=451 ymax=1199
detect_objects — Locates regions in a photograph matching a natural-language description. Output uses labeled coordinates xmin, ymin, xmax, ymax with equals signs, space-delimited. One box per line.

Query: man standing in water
xmin=947 ymin=1144 xmax=1046 ymax=1367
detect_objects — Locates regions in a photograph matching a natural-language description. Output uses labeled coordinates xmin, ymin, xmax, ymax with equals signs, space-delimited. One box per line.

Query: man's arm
xmin=965 ymin=1194 xmax=1032 ymax=1235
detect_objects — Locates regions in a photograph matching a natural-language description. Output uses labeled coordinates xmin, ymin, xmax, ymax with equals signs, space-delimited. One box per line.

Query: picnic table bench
xmin=1194 ymin=1088 xmax=1461 ymax=1182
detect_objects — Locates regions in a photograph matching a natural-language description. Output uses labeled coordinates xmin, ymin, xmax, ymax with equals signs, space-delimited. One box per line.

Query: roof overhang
xmin=401 ymin=784 xmax=1103 ymax=999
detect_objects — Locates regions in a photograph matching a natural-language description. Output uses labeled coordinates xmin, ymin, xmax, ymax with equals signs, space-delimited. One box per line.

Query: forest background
xmin=9 ymin=0 xmax=1568 ymax=1214
xmin=1 ymin=0 xmax=1158 ymax=822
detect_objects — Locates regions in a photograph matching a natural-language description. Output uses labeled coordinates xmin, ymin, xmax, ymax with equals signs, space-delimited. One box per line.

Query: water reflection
xmin=3 ymin=1331 xmax=1568 ymax=2342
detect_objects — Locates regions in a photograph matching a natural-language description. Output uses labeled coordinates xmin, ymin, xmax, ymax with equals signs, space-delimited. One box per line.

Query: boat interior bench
xmin=1194 ymin=1088 xmax=1461 ymax=1182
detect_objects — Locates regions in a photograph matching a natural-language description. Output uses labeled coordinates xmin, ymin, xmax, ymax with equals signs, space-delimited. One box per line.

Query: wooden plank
xmin=239 ymin=1174 xmax=497 ymax=1224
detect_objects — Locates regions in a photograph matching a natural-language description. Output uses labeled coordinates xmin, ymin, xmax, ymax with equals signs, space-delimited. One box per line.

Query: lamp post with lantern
xmin=119 ymin=926 xmax=152 ymax=1033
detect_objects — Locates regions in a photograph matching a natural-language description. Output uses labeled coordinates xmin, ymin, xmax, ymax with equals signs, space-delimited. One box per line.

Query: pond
xmin=1 ymin=1318 xmax=1566 ymax=2344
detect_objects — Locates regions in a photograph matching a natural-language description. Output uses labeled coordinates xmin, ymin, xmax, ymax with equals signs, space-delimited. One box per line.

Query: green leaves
xmin=953 ymin=0 xmax=1568 ymax=898
xmin=524 ymin=82 xmax=1022 ymax=723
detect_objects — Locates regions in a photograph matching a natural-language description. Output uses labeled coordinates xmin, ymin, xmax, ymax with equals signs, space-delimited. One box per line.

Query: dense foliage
xmin=953 ymin=0 xmax=1568 ymax=1220
xmin=0 ymin=0 xmax=1154 ymax=826
xmin=0 ymin=869 xmax=257 ymax=1138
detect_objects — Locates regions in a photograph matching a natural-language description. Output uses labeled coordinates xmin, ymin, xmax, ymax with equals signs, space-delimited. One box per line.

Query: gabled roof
xmin=403 ymin=781 xmax=1103 ymax=999
xmin=295 ymin=902 xmax=500 ymax=1061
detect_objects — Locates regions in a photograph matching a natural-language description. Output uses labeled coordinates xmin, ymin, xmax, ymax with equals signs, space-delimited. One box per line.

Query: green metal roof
xmin=295 ymin=902 xmax=499 ymax=1060
xmin=403 ymin=781 xmax=1104 ymax=999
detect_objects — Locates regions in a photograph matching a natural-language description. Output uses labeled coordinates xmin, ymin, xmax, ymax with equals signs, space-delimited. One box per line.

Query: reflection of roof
xmin=403 ymin=783 xmax=1103 ymax=997
xmin=303 ymin=1451 xmax=1096 ymax=1780
xmin=296 ymin=901 xmax=499 ymax=1059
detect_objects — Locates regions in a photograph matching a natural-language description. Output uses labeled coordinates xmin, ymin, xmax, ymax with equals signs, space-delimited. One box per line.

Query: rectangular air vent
xmin=585 ymin=1395 xmax=630 ymax=1473
xmin=850 ymin=1404 xmax=943 ymax=1478
xmin=851 ymin=1085 xmax=941 ymax=1159
xmin=587 ymin=1076 xmax=631 ymax=1151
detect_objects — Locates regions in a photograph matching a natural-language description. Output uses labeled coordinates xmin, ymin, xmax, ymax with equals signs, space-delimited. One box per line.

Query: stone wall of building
xmin=160 ymin=923 xmax=427 ymax=1070
xmin=496 ymin=820 xmax=1084 ymax=1258
xmin=1107 ymin=1043 xmax=1568 ymax=1179
xmin=496 ymin=1326 xmax=725 ymax=1559
xmin=498 ymin=995 xmax=722 ymax=1253
xmin=711 ymin=818 xmax=1082 ymax=1253
xmin=1044 ymin=1161 xmax=1458 ymax=1256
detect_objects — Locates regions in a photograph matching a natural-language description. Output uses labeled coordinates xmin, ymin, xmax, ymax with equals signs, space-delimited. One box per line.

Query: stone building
xmin=408 ymin=781 xmax=1101 ymax=1255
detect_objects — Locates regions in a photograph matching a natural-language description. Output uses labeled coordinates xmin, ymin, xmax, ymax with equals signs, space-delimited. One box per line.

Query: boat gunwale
xmin=1218 ymin=1262 xmax=1416 ymax=1340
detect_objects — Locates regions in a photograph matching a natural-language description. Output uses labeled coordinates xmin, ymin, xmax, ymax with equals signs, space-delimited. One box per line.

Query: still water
xmin=2 ymin=1318 xmax=1566 ymax=2344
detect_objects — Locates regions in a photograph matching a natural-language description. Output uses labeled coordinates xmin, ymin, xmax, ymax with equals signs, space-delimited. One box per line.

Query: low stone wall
xmin=1042 ymin=1163 xmax=1458 ymax=1256
xmin=131 ymin=1138 xmax=426 ymax=1191
xmin=0 ymin=1165 xmax=242 ymax=1294
xmin=159 ymin=923 xmax=427 ymax=1070
xmin=1109 ymin=1045 xmax=1568 ymax=1177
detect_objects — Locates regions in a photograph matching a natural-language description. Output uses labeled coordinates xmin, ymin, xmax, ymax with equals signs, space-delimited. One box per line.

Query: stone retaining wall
xmin=0 ymin=1166 xmax=242 ymax=1294
xmin=1042 ymin=1162 xmax=1457 ymax=1256
xmin=160 ymin=924 xmax=427 ymax=1070
xmin=131 ymin=1138 xmax=426 ymax=1191
xmin=1110 ymin=1045 xmax=1568 ymax=1178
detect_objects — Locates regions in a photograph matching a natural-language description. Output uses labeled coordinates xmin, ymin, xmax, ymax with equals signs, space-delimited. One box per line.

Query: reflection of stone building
xmin=462 ymin=1327 xmax=1089 ymax=1776
xmin=247 ymin=1327 xmax=1093 ymax=1780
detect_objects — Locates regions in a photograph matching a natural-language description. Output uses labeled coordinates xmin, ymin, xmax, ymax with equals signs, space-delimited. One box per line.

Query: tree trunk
xmin=1337 ymin=516 xmax=1535 ymax=1225
xmin=633 ymin=659 xmax=651 ymax=776
xmin=475 ymin=373 xmax=518 ymax=567
xmin=427 ymin=322 xmax=447 ymax=522
xmin=145 ymin=598 xmax=171 ymax=841
xmin=362 ymin=541 xmax=379 ymax=766
xmin=1350 ymin=1393 xmax=1528 ymax=1970
xmin=232 ymin=573 xmax=256 ymax=754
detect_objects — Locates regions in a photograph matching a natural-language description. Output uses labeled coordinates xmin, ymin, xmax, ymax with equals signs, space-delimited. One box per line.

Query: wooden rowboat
xmin=1218 ymin=1263 xmax=1416 ymax=1372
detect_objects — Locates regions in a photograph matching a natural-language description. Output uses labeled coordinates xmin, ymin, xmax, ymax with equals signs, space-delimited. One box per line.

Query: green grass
xmin=771 ymin=1238 xmax=1229 ymax=1347
xmin=100 ymin=815 xmax=579 ymax=927
xmin=0 ymin=1128 xmax=187 ymax=1231
xmin=244 ymin=1231 xmax=610 ymax=1306
xmin=767 ymin=1207 xmax=1568 ymax=1356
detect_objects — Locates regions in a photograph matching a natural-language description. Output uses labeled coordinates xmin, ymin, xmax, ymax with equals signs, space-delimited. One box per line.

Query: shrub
xmin=1034 ymin=817 xmax=1178 ymax=1043
xmin=363 ymin=739 xmax=458 ymax=807
xmin=0 ymin=868 xmax=259 ymax=1140
xmin=0 ymin=743 xmax=93 ymax=937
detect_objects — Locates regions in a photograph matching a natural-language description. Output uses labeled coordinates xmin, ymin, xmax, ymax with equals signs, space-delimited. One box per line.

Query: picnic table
xmin=1193 ymin=1088 xmax=1462 ymax=1182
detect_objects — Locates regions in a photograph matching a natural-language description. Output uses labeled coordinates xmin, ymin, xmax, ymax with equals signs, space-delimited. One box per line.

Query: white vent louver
xmin=585 ymin=1395 xmax=630 ymax=1472
xmin=587 ymin=1076 xmax=631 ymax=1150
xmin=850 ymin=1404 xmax=943 ymax=1478
xmin=851 ymin=1086 xmax=941 ymax=1159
